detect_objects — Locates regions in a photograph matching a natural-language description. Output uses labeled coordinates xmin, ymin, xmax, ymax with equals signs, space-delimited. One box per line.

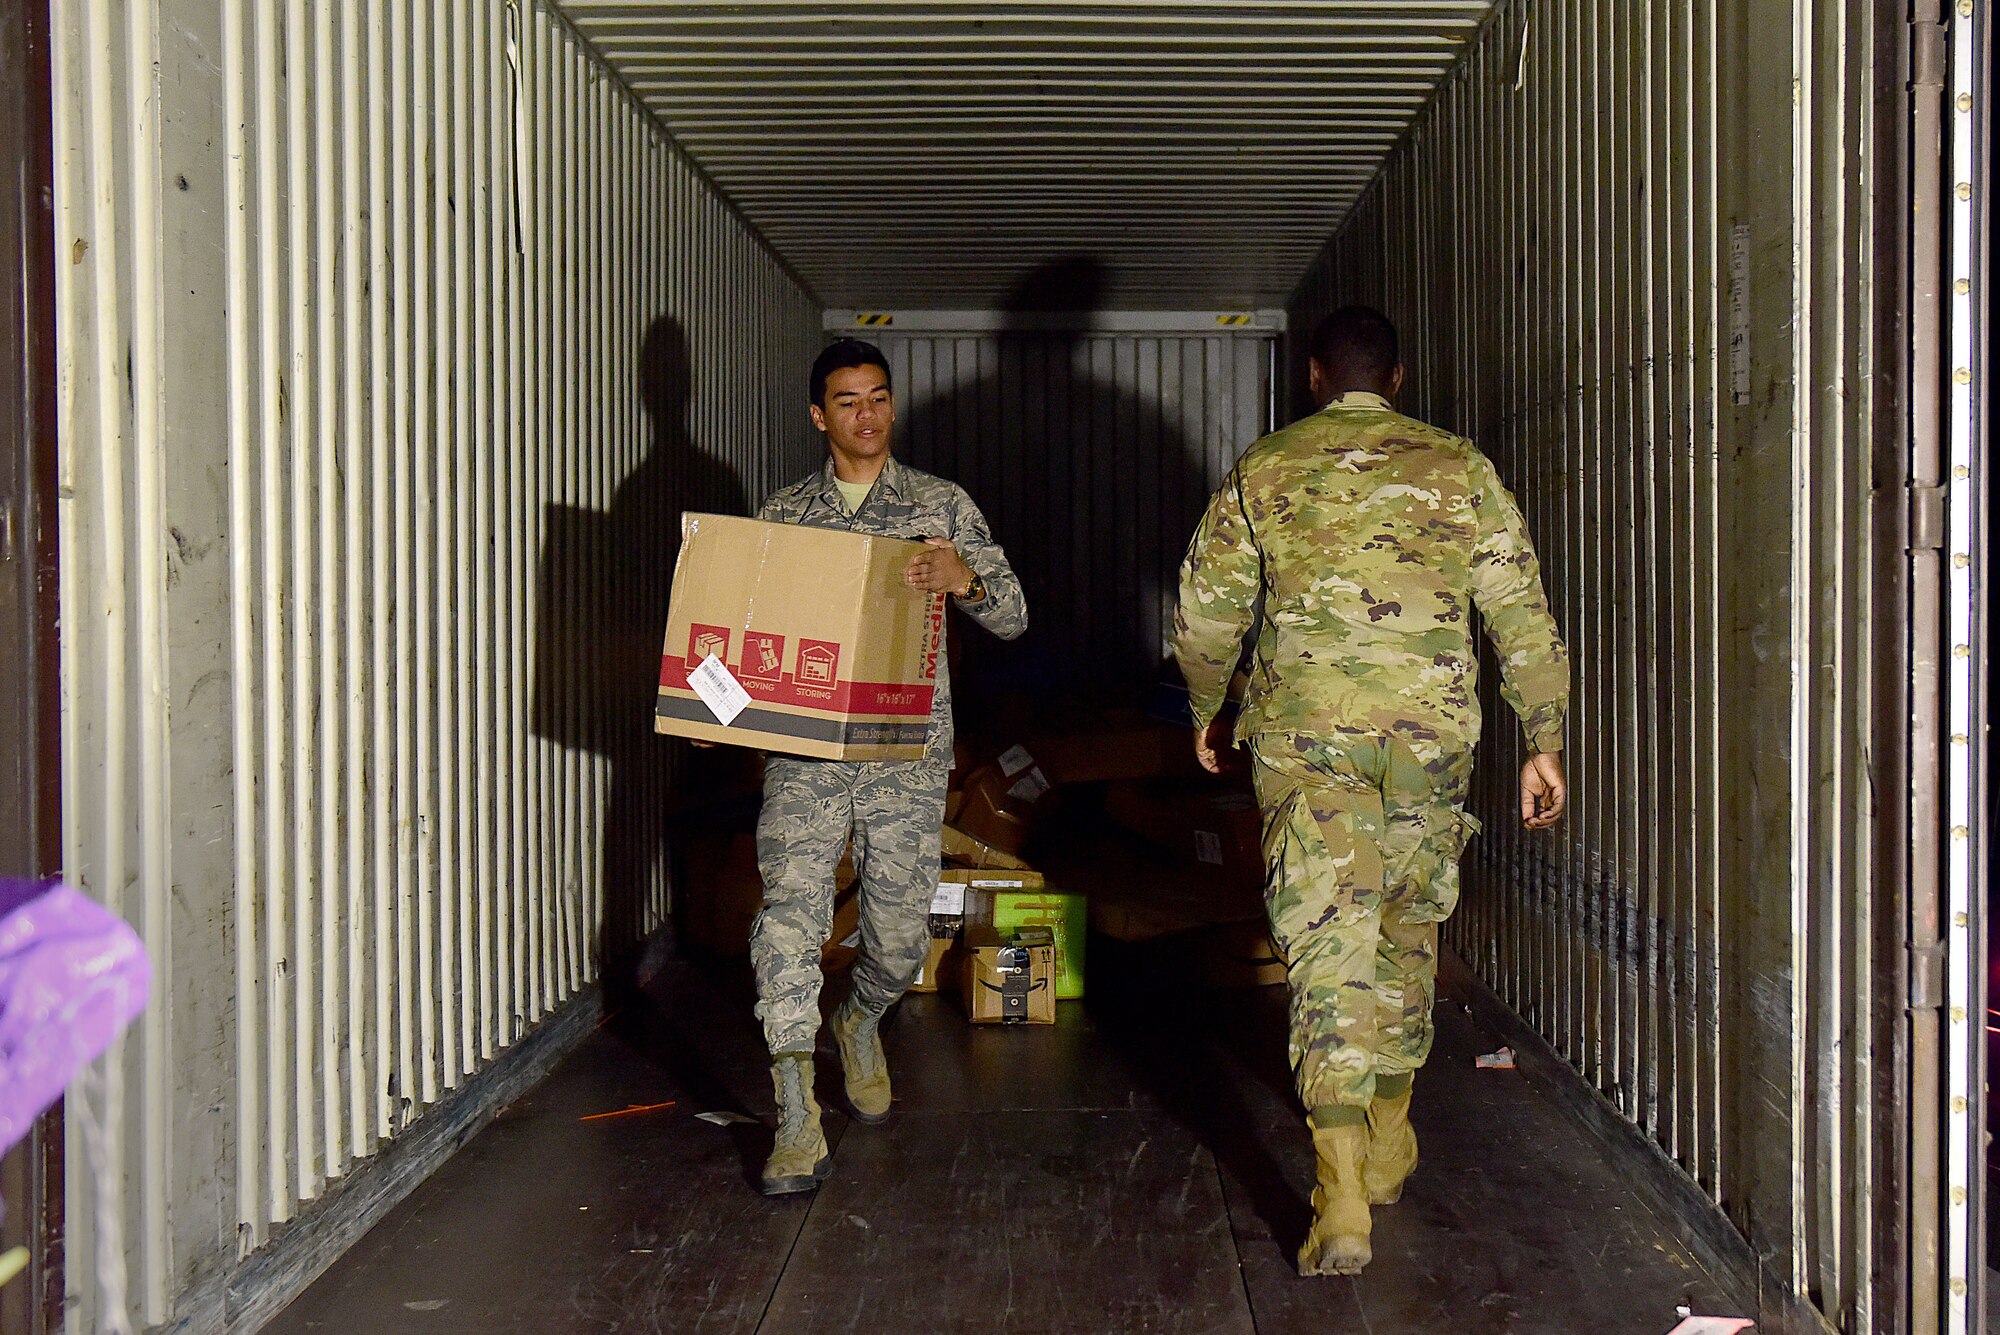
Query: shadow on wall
xmin=899 ymin=255 xmax=1214 ymax=705
xmin=531 ymin=315 xmax=751 ymax=1005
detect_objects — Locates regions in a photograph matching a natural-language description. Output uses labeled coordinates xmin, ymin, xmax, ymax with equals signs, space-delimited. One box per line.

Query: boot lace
xmin=776 ymin=1060 xmax=811 ymax=1142
xmin=844 ymin=1010 xmax=883 ymax=1080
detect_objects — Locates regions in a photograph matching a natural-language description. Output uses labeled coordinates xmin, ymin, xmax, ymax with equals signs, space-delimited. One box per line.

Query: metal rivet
xmin=1957 ymin=278 xmax=1973 ymax=295
xmin=1962 ymin=0 xmax=1975 ymax=16
xmin=1953 ymin=1096 xmax=1970 ymax=1113
xmin=1954 ymin=1186 xmax=1969 ymax=1204
xmin=1953 ymin=826 xmax=1971 ymax=840
xmin=1954 ymin=733 xmax=1971 ymax=745
xmin=1957 ymin=367 xmax=1974 ymax=384
xmin=1957 ymin=465 xmax=1973 ymax=479
xmin=1955 ymin=644 xmax=1972 ymax=658
xmin=1954 ymin=555 xmax=1972 ymax=569
xmin=1961 ymin=93 xmax=1976 ymax=113
xmin=1952 ymin=1006 xmax=1968 ymax=1023
xmin=1959 ymin=183 xmax=1974 ymax=201
xmin=1952 ymin=1277 xmax=1969 ymax=1297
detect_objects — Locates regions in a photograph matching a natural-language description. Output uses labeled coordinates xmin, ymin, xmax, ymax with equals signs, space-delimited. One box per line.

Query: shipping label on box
xmin=940 ymin=868 xmax=1044 ymax=930
xmin=655 ymin=515 xmax=946 ymax=761
xmin=928 ymin=877 xmax=969 ymax=938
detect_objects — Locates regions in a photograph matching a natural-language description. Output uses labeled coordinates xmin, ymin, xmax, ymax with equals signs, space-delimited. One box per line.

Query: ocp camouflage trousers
xmin=750 ymin=753 xmax=948 ymax=1056
xmin=1249 ymin=731 xmax=1479 ymax=1116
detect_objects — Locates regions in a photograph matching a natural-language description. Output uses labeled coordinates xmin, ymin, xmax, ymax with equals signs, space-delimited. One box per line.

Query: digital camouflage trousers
xmin=750 ymin=753 xmax=948 ymax=1055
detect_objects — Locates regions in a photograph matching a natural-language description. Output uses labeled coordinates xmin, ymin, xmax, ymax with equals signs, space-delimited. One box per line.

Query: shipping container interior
xmin=14 ymin=0 xmax=1990 ymax=1333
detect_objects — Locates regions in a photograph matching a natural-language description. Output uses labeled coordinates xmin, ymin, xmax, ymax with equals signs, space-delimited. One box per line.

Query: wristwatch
xmin=956 ymin=571 xmax=986 ymax=603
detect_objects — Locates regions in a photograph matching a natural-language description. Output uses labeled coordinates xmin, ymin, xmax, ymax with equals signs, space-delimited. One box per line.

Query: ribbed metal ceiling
xmin=558 ymin=2 xmax=1497 ymax=308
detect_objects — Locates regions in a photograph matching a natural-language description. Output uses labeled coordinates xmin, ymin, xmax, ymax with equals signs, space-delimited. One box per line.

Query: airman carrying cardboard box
xmin=655 ymin=514 xmax=945 ymax=762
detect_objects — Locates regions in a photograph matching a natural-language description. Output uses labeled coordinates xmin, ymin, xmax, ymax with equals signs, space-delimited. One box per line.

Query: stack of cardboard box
xmin=910 ymin=867 xmax=1087 ymax=1021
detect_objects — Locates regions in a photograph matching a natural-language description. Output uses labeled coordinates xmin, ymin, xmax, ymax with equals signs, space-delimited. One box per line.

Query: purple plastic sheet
xmin=0 ymin=878 xmax=150 ymax=1158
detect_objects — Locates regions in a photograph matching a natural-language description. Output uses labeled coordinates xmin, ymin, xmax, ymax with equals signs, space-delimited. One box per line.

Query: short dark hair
xmin=1307 ymin=306 xmax=1400 ymax=386
xmin=810 ymin=338 xmax=892 ymax=406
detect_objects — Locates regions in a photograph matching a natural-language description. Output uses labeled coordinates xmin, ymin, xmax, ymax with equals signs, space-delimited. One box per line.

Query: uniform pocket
xmin=1406 ymin=807 xmax=1480 ymax=924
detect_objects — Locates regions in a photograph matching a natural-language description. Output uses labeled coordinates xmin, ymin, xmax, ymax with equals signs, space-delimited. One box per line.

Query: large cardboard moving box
xmin=656 ymin=514 xmax=945 ymax=761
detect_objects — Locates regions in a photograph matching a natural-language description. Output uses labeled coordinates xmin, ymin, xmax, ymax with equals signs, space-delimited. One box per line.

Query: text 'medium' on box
xmin=655 ymin=514 xmax=944 ymax=762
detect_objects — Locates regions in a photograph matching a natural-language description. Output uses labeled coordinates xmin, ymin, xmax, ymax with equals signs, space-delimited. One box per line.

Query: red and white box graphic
xmin=795 ymin=639 xmax=841 ymax=687
xmin=741 ymin=631 xmax=786 ymax=682
xmin=687 ymin=624 xmax=730 ymax=668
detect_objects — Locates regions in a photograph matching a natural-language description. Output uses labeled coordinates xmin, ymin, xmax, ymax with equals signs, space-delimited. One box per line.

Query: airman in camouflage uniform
xmin=751 ymin=340 xmax=1026 ymax=1195
xmin=1173 ymin=306 xmax=1569 ymax=1275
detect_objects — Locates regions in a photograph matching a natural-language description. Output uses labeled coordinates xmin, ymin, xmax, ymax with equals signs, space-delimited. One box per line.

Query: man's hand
xmin=1520 ymin=752 xmax=1567 ymax=829
xmin=1193 ymin=717 xmax=1235 ymax=775
xmin=906 ymin=537 xmax=975 ymax=596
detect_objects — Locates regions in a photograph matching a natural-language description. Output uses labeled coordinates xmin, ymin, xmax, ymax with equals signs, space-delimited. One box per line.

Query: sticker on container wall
xmin=931 ymin=881 xmax=967 ymax=916
xmin=1728 ymin=224 xmax=1752 ymax=405
xmin=997 ymin=745 xmax=1036 ymax=777
xmin=1007 ymin=767 xmax=1052 ymax=804
xmin=688 ymin=654 xmax=751 ymax=726
xmin=1194 ymin=831 xmax=1225 ymax=866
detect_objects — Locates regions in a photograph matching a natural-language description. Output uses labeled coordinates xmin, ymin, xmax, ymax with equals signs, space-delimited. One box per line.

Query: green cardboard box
xmin=989 ymin=890 xmax=1086 ymax=1000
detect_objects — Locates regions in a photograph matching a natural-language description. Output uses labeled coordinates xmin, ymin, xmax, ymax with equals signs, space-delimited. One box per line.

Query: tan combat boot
xmin=1298 ymin=1119 xmax=1373 ymax=1276
xmin=1363 ymin=1075 xmax=1418 ymax=1205
xmin=760 ymin=1053 xmax=831 ymax=1196
xmin=831 ymin=1001 xmax=892 ymax=1124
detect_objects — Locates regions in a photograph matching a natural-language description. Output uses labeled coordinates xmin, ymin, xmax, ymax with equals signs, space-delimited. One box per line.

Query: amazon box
xmin=937 ymin=869 xmax=1083 ymax=999
xmin=962 ymin=926 xmax=1057 ymax=1024
xmin=655 ymin=514 xmax=945 ymax=762
xmin=990 ymin=889 xmax=1086 ymax=1001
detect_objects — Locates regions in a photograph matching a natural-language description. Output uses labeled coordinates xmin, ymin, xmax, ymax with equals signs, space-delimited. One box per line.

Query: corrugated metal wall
xmin=877 ymin=327 xmax=1272 ymax=689
xmin=48 ymin=1 xmax=819 ymax=1328
xmin=1288 ymin=0 xmax=1890 ymax=1329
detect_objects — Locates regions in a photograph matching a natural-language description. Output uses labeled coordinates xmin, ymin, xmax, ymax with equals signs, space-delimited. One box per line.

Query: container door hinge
xmin=1909 ymin=483 xmax=1947 ymax=550
xmin=1911 ymin=16 xmax=1945 ymax=92
xmin=1909 ymin=940 xmax=1947 ymax=1010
